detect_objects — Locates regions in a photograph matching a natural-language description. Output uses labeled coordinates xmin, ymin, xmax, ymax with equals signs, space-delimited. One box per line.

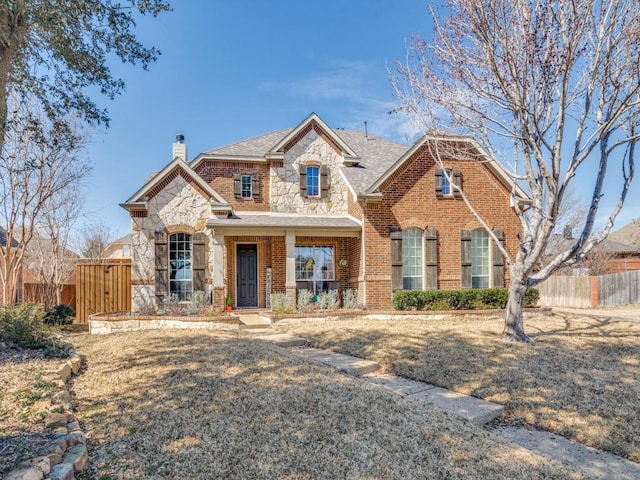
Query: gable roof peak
xmin=267 ymin=112 xmax=359 ymax=160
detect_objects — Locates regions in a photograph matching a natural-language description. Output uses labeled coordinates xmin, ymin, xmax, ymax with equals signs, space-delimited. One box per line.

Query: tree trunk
xmin=502 ymin=275 xmax=533 ymax=343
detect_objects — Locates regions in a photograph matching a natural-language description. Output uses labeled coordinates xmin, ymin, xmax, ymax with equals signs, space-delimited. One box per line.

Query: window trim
xmin=402 ymin=228 xmax=424 ymax=290
xmin=241 ymin=174 xmax=252 ymax=199
xmin=471 ymin=229 xmax=490 ymax=288
xmin=306 ymin=166 xmax=320 ymax=197
xmin=169 ymin=232 xmax=193 ymax=301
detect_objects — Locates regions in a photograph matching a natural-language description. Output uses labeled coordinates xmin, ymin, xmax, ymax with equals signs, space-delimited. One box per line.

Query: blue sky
xmin=82 ymin=0 xmax=639 ymax=238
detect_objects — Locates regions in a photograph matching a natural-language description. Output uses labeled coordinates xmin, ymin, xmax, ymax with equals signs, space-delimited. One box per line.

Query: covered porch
xmin=207 ymin=213 xmax=363 ymax=310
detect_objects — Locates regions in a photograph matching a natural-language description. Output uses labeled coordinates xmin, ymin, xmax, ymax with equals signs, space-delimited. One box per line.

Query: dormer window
xmin=299 ymin=164 xmax=330 ymax=199
xmin=435 ymin=168 xmax=461 ymax=197
xmin=233 ymin=173 xmax=260 ymax=200
xmin=241 ymin=175 xmax=252 ymax=198
xmin=306 ymin=166 xmax=320 ymax=197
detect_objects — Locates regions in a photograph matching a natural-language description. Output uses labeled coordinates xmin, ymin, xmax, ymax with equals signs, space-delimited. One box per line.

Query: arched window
xmin=306 ymin=166 xmax=320 ymax=197
xmin=169 ymin=233 xmax=193 ymax=300
xmin=402 ymin=228 xmax=423 ymax=290
xmin=471 ymin=229 xmax=489 ymax=288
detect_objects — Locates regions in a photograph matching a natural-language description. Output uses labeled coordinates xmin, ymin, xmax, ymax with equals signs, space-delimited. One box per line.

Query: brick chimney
xmin=173 ymin=133 xmax=187 ymax=162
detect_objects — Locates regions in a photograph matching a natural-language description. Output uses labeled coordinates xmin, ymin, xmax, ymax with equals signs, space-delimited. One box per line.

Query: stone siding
xmin=130 ymin=175 xmax=215 ymax=310
xmin=271 ymin=130 xmax=349 ymax=214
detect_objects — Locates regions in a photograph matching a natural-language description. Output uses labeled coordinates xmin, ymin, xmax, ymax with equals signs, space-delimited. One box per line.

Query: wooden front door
xmin=237 ymin=244 xmax=258 ymax=308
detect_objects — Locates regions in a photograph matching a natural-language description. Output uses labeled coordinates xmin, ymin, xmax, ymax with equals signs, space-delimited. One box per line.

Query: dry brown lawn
xmin=275 ymin=312 xmax=640 ymax=463
xmin=0 ymin=349 xmax=68 ymax=475
xmin=69 ymin=329 xmax=584 ymax=479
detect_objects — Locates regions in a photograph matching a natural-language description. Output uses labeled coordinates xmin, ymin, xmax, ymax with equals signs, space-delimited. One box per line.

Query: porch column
xmin=285 ymin=230 xmax=296 ymax=304
xmin=213 ymin=232 xmax=225 ymax=308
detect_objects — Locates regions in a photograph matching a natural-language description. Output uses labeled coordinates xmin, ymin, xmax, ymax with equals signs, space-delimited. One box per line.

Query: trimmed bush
xmin=44 ymin=303 xmax=75 ymax=325
xmin=0 ymin=304 xmax=57 ymax=349
xmin=393 ymin=288 xmax=540 ymax=311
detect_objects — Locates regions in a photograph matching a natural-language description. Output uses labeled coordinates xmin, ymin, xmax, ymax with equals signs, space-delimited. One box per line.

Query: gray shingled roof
xmin=0 ymin=226 xmax=18 ymax=248
xmin=208 ymin=213 xmax=361 ymax=229
xmin=199 ymin=127 xmax=409 ymax=193
xmin=204 ymin=129 xmax=293 ymax=157
xmin=333 ymin=130 xmax=409 ymax=193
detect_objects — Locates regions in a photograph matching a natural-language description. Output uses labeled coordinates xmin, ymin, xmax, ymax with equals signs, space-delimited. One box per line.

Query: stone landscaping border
xmin=3 ymin=351 xmax=86 ymax=480
xmin=89 ymin=312 xmax=239 ymax=334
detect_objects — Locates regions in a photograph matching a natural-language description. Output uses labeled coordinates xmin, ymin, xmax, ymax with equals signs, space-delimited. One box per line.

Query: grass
xmin=69 ymin=329 xmax=584 ymax=479
xmin=274 ymin=312 xmax=640 ymax=462
xmin=0 ymin=348 xmax=70 ymax=474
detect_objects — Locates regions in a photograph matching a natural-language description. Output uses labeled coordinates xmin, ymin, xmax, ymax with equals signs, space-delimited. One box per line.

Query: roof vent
xmin=364 ymin=121 xmax=369 ymax=141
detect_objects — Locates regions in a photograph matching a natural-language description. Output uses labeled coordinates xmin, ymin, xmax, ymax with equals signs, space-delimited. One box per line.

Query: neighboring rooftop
xmin=609 ymin=219 xmax=640 ymax=248
xmin=0 ymin=226 xmax=18 ymax=248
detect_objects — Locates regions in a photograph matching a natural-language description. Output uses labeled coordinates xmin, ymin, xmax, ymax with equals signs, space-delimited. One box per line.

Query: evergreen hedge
xmin=393 ymin=288 xmax=539 ymax=311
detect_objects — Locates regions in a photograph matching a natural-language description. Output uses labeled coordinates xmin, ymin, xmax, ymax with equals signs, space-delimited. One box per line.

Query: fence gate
xmin=76 ymin=259 xmax=131 ymax=324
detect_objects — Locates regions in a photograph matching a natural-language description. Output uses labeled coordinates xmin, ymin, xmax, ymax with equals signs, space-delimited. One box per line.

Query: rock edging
xmin=3 ymin=350 xmax=87 ymax=480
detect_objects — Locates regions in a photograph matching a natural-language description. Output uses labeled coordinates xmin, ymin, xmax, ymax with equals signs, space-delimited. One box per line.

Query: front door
xmin=237 ymin=244 xmax=258 ymax=308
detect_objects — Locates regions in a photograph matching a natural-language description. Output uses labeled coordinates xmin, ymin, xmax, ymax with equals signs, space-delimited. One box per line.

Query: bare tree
xmin=582 ymin=246 xmax=617 ymax=276
xmin=25 ymin=187 xmax=82 ymax=311
xmin=392 ymin=0 xmax=640 ymax=341
xmin=0 ymin=101 xmax=91 ymax=305
xmin=75 ymin=222 xmax=118 ymax=259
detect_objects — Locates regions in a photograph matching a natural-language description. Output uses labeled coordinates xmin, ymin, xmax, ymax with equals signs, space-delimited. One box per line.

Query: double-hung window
xmin=241 ymin=175 xmax=252 ymax=198
xmin=471 ymin=229 xmax=490 ymax=288
xmin=402 ymin=228 xmax=423 ymax=290
xmin=306 ymin=166 xmax=320 ymax=197
xmin=441 ymin=170 xmax=451 ymax=195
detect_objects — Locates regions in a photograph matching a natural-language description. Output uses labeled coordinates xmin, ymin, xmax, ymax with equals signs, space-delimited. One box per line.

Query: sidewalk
xmin=553 ymin=306 xmax=640 ymax=323
xmin=251 ymin=329 xmax=640 ymax=480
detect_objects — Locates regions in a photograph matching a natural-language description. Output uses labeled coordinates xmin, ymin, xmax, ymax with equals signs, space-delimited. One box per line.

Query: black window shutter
xmin=492 ymin=229 xmax=505 ymax=288
xmin=233 ymin=173 xmax=241 ymax=198
xmin=299 ymin=165 xmax=307 ymax=198
xmin=154 ymin=231 xmax=168 ymax=305
xmin=251 ymin=173 xmax=260 ymax=197
xmin=435 ymin=168 xmax=443 ymax=196
xmin=424 ymin=227 xmax=438 ymax=290
xmin=391 ymin=230 xmax=403 ymax=291
xmin=193 ymin=232 xmax=207 ymax=293
xmin=460 ymin=229 xmax=472 ymax=289
xmin=452 ymin=169 xmax=462 ymax=197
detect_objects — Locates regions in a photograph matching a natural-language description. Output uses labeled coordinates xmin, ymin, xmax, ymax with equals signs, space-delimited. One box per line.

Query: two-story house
xmin=121 ymin=113 xmax=525 ymax=311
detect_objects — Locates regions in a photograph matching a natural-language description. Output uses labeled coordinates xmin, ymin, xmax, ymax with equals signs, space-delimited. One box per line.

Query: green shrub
xmin=44 ymin=303 xmax=75 ymax=325
xmin=393 ymin=288 xmax=539 ymax=311
xmin=524 ymin=288 xmax=540 ymax=307
xmin=0 ymin=304 xmax=57 ymax=349
xmin=342 ymin=289 xmax=359 ymax=309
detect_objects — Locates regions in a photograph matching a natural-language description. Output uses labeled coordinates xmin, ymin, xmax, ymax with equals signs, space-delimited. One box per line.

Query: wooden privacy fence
xmin=76 ymin=258 xmax=131 ymax=324
xmin=537 ymin=270 xmax=640 ymax=308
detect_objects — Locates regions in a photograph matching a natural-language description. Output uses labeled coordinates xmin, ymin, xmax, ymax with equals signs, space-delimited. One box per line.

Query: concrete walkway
xmin=553 ymin=306 xmax=640 ymax=323
xmin=248 ymin=329 xmax=640 ymax=480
